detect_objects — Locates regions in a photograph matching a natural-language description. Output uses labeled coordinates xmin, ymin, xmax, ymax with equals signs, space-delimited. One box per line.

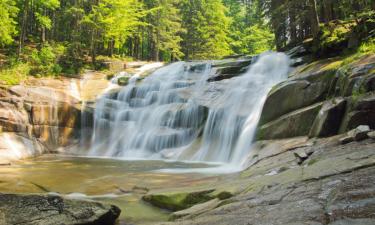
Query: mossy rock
xmin=142 ymin=189 xmax=215 ymax=211
xmin=117 ymin=77 xmax=129 ymax=86
xmin=314 ymin=13 xmax=375 ymax=57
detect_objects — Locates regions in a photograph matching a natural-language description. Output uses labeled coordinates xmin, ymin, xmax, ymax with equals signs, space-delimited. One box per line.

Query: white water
xmin=87 ymin=52 xmax=290 ymax=168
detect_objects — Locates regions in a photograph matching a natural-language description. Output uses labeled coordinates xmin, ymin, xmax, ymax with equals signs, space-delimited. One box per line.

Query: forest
xmin=0 ymin=0 xmax=374 ymax=82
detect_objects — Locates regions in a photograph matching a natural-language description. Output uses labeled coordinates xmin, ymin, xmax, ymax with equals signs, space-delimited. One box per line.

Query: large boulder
xmin=0 ymin=194 xmax=121 ymax=225
xmin=309 ymin=97 xmax=346 ymax=137
xmin=340 ymin=94 xmax=375 ymax=132
xmin=259 ymin=70 xmax=336 ymax=125
xmin=257 ymin=102 xmax=323 ymax=140
xmin=31 ymin=104 xmax=81 ymax=128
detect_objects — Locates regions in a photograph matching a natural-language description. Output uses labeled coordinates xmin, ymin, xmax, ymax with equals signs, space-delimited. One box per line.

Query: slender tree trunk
xmin=41 ymin=8 xmax=47 ymax=43
xmin=90 ymin=30 xmax=96 ymax=66
xmin=289 ymin=6 xmax=297 ymax=44
xmin=308 ymin=0 xmax=320 ymax=39
xmin=18 ymin=0 xmax=30 ymax=58
xmin=323 ymin=0 xmax=333 ymax=23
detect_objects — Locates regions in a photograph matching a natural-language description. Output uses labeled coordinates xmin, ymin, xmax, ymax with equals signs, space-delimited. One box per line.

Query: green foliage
xmin=30 ymin=43 xmax=64 ymax=76
xmin=223 ymin=0 xmax=275 ymax=55
xmin=242 ymin=24 xmax=275 ymax=55
xmin=180 ymin=0 xmax=231 ymax=60
xmin=0 ymin=0 xmax=18 ymax=46
xmin=0 ymin=63 xmax=29 ymax=85
xmin=319 ymin=20 xmax=356 ymax=49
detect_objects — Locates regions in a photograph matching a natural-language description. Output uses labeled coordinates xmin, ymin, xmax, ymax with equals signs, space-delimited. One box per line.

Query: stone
xmin=257 ymin=102 xmax=323 ymax=140
xmin=259 ymin=69 xmax=336 ymax=126
xmin=339 ymin=135 xmax=354 ymax=144
xmin=348 ymin=125 xmax=370 ymax=141
xmin=367 ymin=131 xmax=375 ymax=139
xmin=171 ymin=198 xmax=221 ymax=220
xmin=31 ymin=104 xmax=81 ymax=128
xmin=309 ymin=98 xmax=346 ymax=137
xmin=117 ymin=76 xmax=129 ymax=86
xmin=339 ymin=94 xmax=375 ymax=132
xmin=340 ymin=125 xmax=370 ymax=144
xmin=142 ymin=189 xmax=215 ymax=211
xmin=208 ymin=59 xmax=252 ymax=82
xmin=0 ymin=193 xmax=121 ymax=225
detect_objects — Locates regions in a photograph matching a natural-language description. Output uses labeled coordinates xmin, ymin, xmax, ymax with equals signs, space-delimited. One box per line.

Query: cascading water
xmin=87 ymin=52 xmax=290 ymax=168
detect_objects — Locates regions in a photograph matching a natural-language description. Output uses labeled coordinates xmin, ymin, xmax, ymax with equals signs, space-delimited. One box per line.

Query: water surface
xmin=0 ymin=154 xmax=220 ymax=224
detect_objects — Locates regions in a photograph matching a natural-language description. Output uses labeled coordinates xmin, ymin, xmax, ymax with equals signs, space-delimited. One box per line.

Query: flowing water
xmin=87 ymin=52 xmax=290 ymax=169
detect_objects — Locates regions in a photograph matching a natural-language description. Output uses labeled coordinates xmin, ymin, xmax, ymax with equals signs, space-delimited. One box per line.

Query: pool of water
xmin=0 ymin=154 xmax=221 ymax=224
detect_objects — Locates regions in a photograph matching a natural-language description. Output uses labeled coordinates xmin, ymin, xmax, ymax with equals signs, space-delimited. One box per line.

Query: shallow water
xmin=0 ymin=154 xmax=221 ymax=224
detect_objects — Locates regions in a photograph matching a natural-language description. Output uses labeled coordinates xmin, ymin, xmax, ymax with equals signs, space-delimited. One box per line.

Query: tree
xmin=308 ymin=0 xmax=320 ymax=39
xmin=180 ymin=0 xmax=231 ymax=60
xmin=0 ymin=0 xmax=19 ymax=46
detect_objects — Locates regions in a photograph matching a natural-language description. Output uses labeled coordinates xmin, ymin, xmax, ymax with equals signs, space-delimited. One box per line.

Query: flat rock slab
xmin=0 ymin=194 xmax=121 ymax=225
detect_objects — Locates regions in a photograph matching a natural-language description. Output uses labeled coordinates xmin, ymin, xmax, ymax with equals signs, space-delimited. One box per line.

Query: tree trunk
xmin=90 ymin=30 xmax=96 ymax=66
xmin=41 ymin=8 xmax=47 ymax=43
xmin=323 ymin=0 xmax=333 ymax=23
xmin=289 ymin=6 xmax=297 ymax=44
xmin=308 ymin=0 xmax=320 ymax=39
xmin=18 ymin=0 xmax=30 ymax=58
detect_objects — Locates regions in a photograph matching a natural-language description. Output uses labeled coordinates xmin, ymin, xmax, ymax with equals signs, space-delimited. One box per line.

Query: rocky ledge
xmin=0 ymin=193 xmax=121 ymax=225
xmin=149 ymin=130 xmax=375 ymax=225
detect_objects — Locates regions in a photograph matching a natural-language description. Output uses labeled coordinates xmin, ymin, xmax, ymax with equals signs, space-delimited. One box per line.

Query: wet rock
xmin=208 ymin=59 xmax=252 ymax=82
xmin=142 ymin=189 xmax=215 ymax=211
xmin=257 ymin=102 xmax=323 ymax=140
xmin=31 ymin=104 xmax=81 ymax=128
xmin=0 ymin=193 xmax=121 ymax=225
xmin=309 ymin=98 xmax=346 ymax=137
xmin=117 ymin=76 xmax=129 ymax=86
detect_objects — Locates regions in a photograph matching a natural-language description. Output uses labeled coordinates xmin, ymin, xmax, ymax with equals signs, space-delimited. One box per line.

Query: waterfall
xmin=87 ymin=52 xmax=290 ymax=167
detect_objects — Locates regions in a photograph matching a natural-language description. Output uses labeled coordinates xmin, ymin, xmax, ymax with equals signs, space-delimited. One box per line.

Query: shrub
xmin=29 ymin=43 xmax=65 ymax=76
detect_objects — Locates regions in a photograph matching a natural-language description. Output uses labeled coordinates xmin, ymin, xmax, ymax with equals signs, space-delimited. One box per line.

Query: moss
xmin=117 ymin=76 xmax=129 ymax=86
xmin=142 ymin=190 xmax=215 ymax=211
xmin=307 ymin=158 xmax=319 ymax=166
xmin=216 ymin=191 xmax=233 ymax=200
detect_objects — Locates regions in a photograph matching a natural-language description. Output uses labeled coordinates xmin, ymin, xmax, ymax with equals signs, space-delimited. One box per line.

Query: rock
xmin=32 ymin=125 xmax=77 ymax=148
xmin=257 ymin=102 xmax=323 ymax=140
xmin=0 ymin=133 xmax=45 ymax=160
xmin=208 ymin=59 xmax=252 ymax=82
xmin=259 ymin=70 xmax=335 ymax=125
xmin=348 ymin=125 xmax=370 ymax=141
xmin=285 ymin=45 xmax=309 ymax=59
xmin=31 ymin=104 xmax=81 ymax=128
xmin=340 ymin=94 xmax=375 ymax=132
xmin=0 ymin=193 xmax=121 ymax=225
xmin=117 ymin=76 xmax=129 ymax=86
xmin=171 ymin=198 xmax=221 ymax=220
xmin=309 ymin=98 xmax=346 ymax=137
xmin=339 ymin=135 xmax=354 ymax=144
xmin=340 ymin=125 xmax=370 ymax=144
xmin=142 ymin=189 xmax=215 ymax=211
xmin=367 ymin=131 xmax=375 ymax=139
